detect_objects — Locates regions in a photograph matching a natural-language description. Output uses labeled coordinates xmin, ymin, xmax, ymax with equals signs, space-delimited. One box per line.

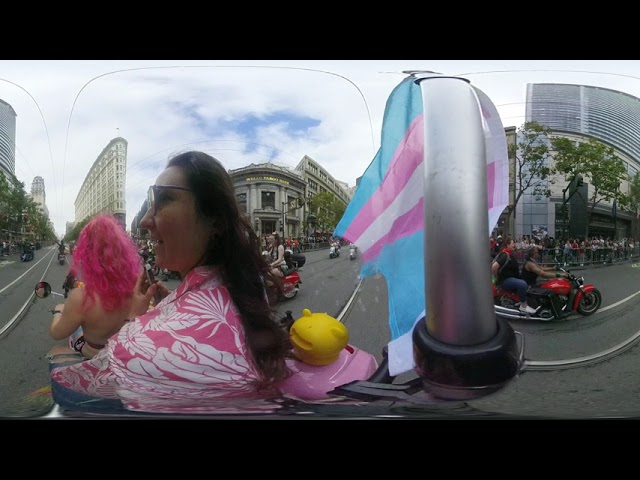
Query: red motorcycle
xmin=493 ymin=267 xmax=602 ymax=321
xmin=263 ymin=251 xmax=301 ymax=302
xmin=279 ymin=269 xmax=301 ymax=300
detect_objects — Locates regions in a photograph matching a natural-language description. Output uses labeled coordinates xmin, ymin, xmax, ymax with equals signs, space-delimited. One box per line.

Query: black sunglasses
xmin=147 ymin=185 xmax=193 ymax=216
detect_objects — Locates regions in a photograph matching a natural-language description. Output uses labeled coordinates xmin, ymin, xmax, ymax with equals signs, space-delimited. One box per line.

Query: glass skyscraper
xmin=515 ymin=83 xmax=640 ymax=239
xmin=0 ymin=99 xmax=17 ymax=179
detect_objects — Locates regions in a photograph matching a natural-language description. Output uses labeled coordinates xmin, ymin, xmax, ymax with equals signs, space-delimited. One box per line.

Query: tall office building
xmin=516 ymin=83 xmax=640 ymax=239
xmin=30 ymin=176 xmax=49 ymax=218
xmin=526 ymin=83 xmax=640 ymax=169
xmin=74 ymin=137 xmax=128 ymax=228
xmin=0 ymin=99 xmax=17 ymax=180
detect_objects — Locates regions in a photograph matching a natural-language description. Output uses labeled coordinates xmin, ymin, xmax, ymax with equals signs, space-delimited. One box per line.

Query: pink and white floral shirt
xmin=50 ymin=266 xmax=283 ymax=414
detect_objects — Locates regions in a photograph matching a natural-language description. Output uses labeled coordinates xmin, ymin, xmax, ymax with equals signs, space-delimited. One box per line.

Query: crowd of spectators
xmin=490 ymin=234 xmax=638 ymax=266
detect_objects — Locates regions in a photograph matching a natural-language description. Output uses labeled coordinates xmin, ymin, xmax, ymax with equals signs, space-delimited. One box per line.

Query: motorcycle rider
xmin=56 ymin=239 xmax=66 ymax=256
xmin=521 ymin=245 xmax=572 ymax=319
xmin=491 ymin=236 xmax=538 ymax=314
xmin=267 ymin=232 xmax=286 ymax=277
xmin=521 ymin=246 xmax=569 ymax=287
xmin=48 ymin=214 xmax=142 ymax=359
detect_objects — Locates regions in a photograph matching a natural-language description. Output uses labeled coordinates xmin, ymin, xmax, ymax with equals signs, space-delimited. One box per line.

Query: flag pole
xmin=410 ymin=72 xmax=520 ymax=400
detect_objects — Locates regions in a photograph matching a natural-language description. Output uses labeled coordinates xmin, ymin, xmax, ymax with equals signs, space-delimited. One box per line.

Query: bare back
xmin=83 ymin=289 xmax=130 ymax=334
xmin=62 ymin=286 xmax=132 ymax=358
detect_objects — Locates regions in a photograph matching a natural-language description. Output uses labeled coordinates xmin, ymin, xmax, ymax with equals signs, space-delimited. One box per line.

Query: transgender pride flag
xmin=334 ymin=75 xmax=509 ymax=374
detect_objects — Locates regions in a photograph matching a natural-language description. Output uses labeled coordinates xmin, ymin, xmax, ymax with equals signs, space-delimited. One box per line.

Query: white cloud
xmin=2 ymin=59 xmax=640 ymax=236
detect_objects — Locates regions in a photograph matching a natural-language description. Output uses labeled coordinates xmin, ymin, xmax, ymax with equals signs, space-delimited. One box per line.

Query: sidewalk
xmin=542 ymin=255 xmax=639 ymax=273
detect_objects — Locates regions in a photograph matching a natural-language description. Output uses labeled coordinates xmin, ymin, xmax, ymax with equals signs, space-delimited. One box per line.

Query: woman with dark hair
xmin=48 ymin=151 xmax=292 ymax=414
xmin=521 ymin=245 xmax=568 ymax=287
xmin=491 ymin=236 xmax=538 ymax=314
xmin=267 ymin=231 xmax=287 ymax=276
xmin=48 ymin=213 xmax=141 ymax=359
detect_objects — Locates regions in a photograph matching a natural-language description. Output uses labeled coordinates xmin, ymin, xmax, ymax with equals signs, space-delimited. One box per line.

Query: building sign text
xmin=246 ymin=176 xmax=290 ymax=185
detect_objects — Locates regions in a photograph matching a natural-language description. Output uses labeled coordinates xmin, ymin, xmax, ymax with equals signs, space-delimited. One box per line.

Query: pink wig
xmin=71 ymin=214 xmax=141 ymax=312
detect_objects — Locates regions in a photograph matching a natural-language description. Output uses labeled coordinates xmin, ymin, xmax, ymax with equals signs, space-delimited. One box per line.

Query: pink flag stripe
xmin=343 ymin=114 xmax=424 ymax=241
xmin=361 ymin=199 xmax=424 ymax=264
xmin=352 ymin=157 xmax=423 ymax=251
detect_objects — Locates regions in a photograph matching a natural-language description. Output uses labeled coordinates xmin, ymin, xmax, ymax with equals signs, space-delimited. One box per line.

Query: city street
xmin=1 ymin=245 xmax=640 ymax=418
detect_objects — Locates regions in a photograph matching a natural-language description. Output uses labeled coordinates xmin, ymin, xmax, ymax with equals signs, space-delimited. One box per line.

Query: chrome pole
xmin=418 ymin=74 xmax=496 ymax=345
xmin=409 ymin=72 xmax=520 ymax=399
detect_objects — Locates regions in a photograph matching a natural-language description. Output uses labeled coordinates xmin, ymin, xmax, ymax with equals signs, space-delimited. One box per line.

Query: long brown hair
xmin=167 ymin=151 xmax=291 ymax=390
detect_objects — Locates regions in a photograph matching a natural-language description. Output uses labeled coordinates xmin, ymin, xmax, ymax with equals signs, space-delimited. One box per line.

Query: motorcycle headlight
xmin=578 ymin=277 xmax=584 ymax=286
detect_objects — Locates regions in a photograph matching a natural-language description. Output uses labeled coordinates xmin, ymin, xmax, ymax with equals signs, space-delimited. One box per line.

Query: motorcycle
xmin=285 ymin=247 xmax=306 ymax=269
xmin=349 ymin=245 xmax=358 ymax=261
xmin=20 ymin=249 xmax=34 ymax=262
xmin=262 ymin=251 xmax=302 ymax=301
xmin=58 ymin=253 xmax=66 ymax=265
xmin=493 ymin=266 xmax=602 ymax=321
xmin=160 ymin=268 xmax=180 ymax=282
xmin=30 ymin=305 xmax=389 ymax=416
xmin=329 ymin=243 xmax=340 ymax=259
xmin=280 ymin=269 xmax=301 ymax=300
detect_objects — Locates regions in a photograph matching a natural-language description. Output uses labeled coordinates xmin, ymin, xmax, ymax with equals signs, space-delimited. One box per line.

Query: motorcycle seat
xmin=527 ymin=287 xmax=553 ymax=298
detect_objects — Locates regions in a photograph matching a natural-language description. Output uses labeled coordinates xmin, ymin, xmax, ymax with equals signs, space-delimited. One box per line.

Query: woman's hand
xmin=129 ymin=270 xmax=155 ymax=317
xmin=154 ymin=280 xmax=171 ymax=300
xmin=129 ymin=270 xmax=172 ymax=317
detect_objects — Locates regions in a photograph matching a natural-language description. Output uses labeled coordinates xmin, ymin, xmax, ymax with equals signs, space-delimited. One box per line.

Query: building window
xmin=237 ymin=193 xmax=247 ymax=213
xmin=263 ymin=220 xmax=276 ymax=235
xmin=262 ymin=191 xmax=275 ymax=210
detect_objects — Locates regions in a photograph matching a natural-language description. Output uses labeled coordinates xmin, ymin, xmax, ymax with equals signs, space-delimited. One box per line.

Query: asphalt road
xmin=2 ymin=245 xmax=640 ymax=418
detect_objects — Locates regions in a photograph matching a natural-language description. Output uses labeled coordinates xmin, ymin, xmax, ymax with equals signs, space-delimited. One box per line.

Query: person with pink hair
xmin=48 ymin=213 xmax=142 ymax=359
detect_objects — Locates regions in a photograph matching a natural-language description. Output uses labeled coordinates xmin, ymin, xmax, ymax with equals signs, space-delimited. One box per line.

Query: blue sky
xmin=2 ymin=60 xmax=640 ymax=236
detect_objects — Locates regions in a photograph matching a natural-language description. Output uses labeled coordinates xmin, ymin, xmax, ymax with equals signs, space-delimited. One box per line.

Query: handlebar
xmin=553 ymin=264 xmax=576 ymax=279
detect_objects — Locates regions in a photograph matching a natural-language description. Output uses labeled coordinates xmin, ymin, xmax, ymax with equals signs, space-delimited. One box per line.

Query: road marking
xmin=0 ymin=248 xmax=54 ymax=294
xmin=337 ymin=277 xmax=364 ymax=322
xmin=598 ymin=289 xmax=640 ymax=313
xmin=0 ymin=248 xmax=57 ymax=340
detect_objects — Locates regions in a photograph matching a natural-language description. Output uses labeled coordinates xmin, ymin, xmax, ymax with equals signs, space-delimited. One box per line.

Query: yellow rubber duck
xmin=289 ymin=308 xmax=349 ymax=365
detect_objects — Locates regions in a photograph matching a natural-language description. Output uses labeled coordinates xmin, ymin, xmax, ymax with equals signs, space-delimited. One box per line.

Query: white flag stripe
xmin=354 ymin=163 xmax=424 ymax=254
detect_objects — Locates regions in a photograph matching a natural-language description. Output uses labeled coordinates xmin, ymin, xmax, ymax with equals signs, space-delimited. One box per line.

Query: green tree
xmin=0 ymin=173 xmax=10 ymax=235
xmin=628 ymin=172 xmax=640 ymax=238
xmin=64 ymin=215 xmax=93 ymax=243
xmin=0 ymin=173 xmax=56 ymax=243
xmin=5 ymin=175 xmax=30 ymax=239
xmin=29 ymin=205 xmax=56 ymax=242
xmin=551 ymin=136 xmax=629 ymax=239
xmin=309 ymin=192 xmax=346 ymax=234
xmin=629 ymin=172 xmax=640 ymax=217
xmin=505 ymin=122 xmax=555 ymax=235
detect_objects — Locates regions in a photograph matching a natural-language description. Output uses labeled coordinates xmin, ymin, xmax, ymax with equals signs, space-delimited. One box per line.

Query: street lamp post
xmin=281 ymin=197 xmax=307 ymax=240
xmin=281 ymin=202 xmax=286 ymax=236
